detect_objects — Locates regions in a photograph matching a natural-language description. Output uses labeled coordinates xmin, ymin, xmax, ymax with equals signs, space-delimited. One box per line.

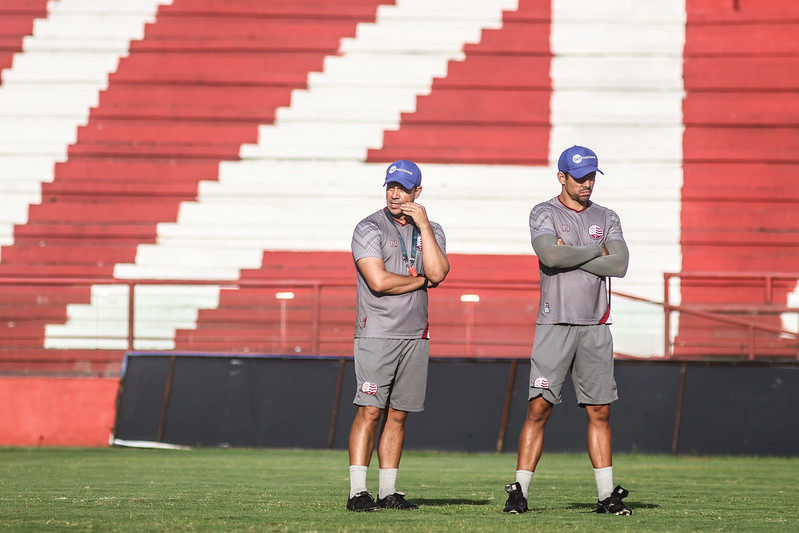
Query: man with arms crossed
xmin=503 ymin=145 xmax=632 ymax=516
xmin=347 ymin=159 xmax=449 ymax=512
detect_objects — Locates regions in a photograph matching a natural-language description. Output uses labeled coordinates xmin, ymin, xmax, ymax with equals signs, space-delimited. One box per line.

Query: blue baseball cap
xmin=557 ymin=145 xmax=604 ymax=179
xmin=383 ymin=159 xmax=422 ymax=189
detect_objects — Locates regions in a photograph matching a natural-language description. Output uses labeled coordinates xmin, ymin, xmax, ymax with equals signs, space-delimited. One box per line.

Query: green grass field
xmin=1 ymin=447 xmax=797 ymax=532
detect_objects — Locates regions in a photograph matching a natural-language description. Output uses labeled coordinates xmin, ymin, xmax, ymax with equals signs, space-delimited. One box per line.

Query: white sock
xmin=378 ymin=468 xmax=398 ymax=499
xmin=349 ymin=465 xmax=369 ymax=498
xmin=594 ymin=466 xmax=613 ymax=501
xmin=516 ymin=470 xmax=534 ymax=499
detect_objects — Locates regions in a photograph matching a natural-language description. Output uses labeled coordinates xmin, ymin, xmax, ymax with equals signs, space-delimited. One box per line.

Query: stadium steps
xmin=0 ymin=0 xmax=386 ymax=373
xmin=34 ymin=1 xmax=539 ymax=356
xmin=368 ymin=0 xmax=550 ymax=165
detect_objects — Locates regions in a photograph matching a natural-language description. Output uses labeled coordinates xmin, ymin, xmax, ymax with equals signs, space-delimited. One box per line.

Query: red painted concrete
xmin=0 ymin=377 xmax=119 ymax=446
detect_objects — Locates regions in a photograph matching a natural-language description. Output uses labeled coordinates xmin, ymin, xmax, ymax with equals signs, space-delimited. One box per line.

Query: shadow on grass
xmin=566 ymin=501 xmax=660 ymax=513
xmin=413 ymin=498 xmax=493 ymax=507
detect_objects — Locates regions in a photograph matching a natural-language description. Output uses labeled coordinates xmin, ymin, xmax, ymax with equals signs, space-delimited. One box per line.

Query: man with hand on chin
xmin=346 ymin=159 xmax=449 ymax=512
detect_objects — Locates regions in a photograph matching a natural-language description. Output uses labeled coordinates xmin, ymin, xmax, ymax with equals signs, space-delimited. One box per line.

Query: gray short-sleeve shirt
xmin=351 ymin=208 xmax=447 ymax=339
xmin=530 ymin=197 xmax=625 ymax=325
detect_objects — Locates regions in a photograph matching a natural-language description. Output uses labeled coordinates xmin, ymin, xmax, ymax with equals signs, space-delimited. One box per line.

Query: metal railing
xmin=663 ymin=272 xmax=799 ymax=360
xmin=0 ymin=273 xmax=797 ymax=370
xmin=0 ymin=276 xmax=540 ymax=362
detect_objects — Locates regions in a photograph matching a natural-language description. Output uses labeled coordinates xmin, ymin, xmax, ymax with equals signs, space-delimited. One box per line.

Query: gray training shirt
xmin=351 ymin=208 xmax=447 ymax=339
xmin=530 ymin=197 xmax=625 ymax=325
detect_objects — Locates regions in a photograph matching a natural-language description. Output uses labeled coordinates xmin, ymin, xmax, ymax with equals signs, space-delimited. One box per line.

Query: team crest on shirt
xmin=588 ymin=224 xmax=603 ymax=240
xmin=533 ymin=377 xmax=550 ymax=389
xmin=390 ymin=239 xmax=398 ymax=247
xmin=561 ymin=224 xmax=571 ymax=232
xmin=361 ymin=382 xmax=378 ymax=395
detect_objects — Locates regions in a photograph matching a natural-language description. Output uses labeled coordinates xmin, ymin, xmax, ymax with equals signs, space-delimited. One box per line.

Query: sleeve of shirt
xmin=606 ymin=209 xmax=625 ymax=243
xmin=533 ymin=234 xmax=603 ymax=268
xmin=432 ymin=222 xmax=447 ymax=255
xmin=352 ymin=219 xmax=382 ymax=262
xmin=529 ymin=203 xmax=557 ymax=244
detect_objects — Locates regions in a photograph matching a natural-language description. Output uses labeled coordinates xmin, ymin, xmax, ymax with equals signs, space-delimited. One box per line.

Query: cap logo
xmin=388 ymin=165 xmax=414 ymax=176
xmin=572 ymin=154 xmax=597 ymax=165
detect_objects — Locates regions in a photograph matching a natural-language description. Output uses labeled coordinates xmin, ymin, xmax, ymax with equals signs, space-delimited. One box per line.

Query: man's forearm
xmin=579 ymin=240 xmax=629 ymax=278
xmin=532 ymin=234 xmax=602 ymax=269
xmin=419 ymin=226 xmax=449 ymax=283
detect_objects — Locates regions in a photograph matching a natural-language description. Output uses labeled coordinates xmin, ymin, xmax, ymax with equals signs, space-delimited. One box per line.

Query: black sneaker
xmin=378 ymin=492 xmax=419 ymax=510
xmin=346 ymin=491 xmax=380 ymax=512
xmin=503 ymin=482 xmax=528 ymax=514
xmin=596 ymin=485 xmax=632 ymax=515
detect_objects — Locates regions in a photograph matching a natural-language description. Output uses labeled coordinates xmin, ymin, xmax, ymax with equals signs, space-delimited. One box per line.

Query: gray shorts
xmin=353 ymin=337 xmax=429 ymax=412
xmin=528 ymin=324 xmax=618 ymax=406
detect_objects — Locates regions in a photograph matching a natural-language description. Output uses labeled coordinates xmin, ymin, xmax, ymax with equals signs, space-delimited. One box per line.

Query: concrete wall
xmin=110 ymin=354 xmax=799 ymax=456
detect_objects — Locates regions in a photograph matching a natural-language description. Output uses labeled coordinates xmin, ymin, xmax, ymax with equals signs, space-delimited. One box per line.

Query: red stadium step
xmin=67 ymin=143 xmax=242 ymax=160
xmin=0 ymin=284 xmax=88 ymax=301
xmin=373 ymin=125 xmax=549 ymax=165
xmin=76 ymin=119 xmax=260 ymax=145
xmin=0 ymin=244 xmax=139 ymax=265
xmin=111 ymin=52 xmax=331 ymax=87
xmin=161 ymin=0 xmax=392 ymax=18
xmin=686 ymin=21 xmax=799 ymax=55
xmin=40 ymin=181 xmax=200 ymax=202
xmin=683 ymin=93 xmax=799 ymax=126
xmin=13 ymin=223 xmax=156 ymax=247
xmin=0 ymin=265 xmax=116 ymax=278
xmin=688 ymin=0 xmax=799 ymax=21
xmin=94 ymin=86 xmax=291 ymax=122
xmin=0 ymin=306 xmax=65 ymax=321
xmin=26 ymin=202 xmax=180 ymax=223
xmin=132 ymin=17 xmax=365 ymax=53
xmin=681 ymin=202 xmax=799 ymax=230
xmin=53 ymin=159 xmax=222 ymax=182
xmin=684 ymin=128 xmax=799 ymax=163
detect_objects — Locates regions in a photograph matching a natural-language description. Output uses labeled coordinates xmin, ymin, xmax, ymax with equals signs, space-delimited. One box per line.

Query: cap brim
xmin=569 ymin=167 xmax=603 ymax=179
xmin=384 ymin=177 xmax=418 ymax=189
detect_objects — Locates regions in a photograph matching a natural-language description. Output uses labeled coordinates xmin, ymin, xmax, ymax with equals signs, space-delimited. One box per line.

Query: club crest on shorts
xmin=361 ymin=381 xmax=378 ymax=395
xmin=533 ymin=377 xmax=550 ymax=389
xmin=588 ymin=224 xmax=603 ymax=240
